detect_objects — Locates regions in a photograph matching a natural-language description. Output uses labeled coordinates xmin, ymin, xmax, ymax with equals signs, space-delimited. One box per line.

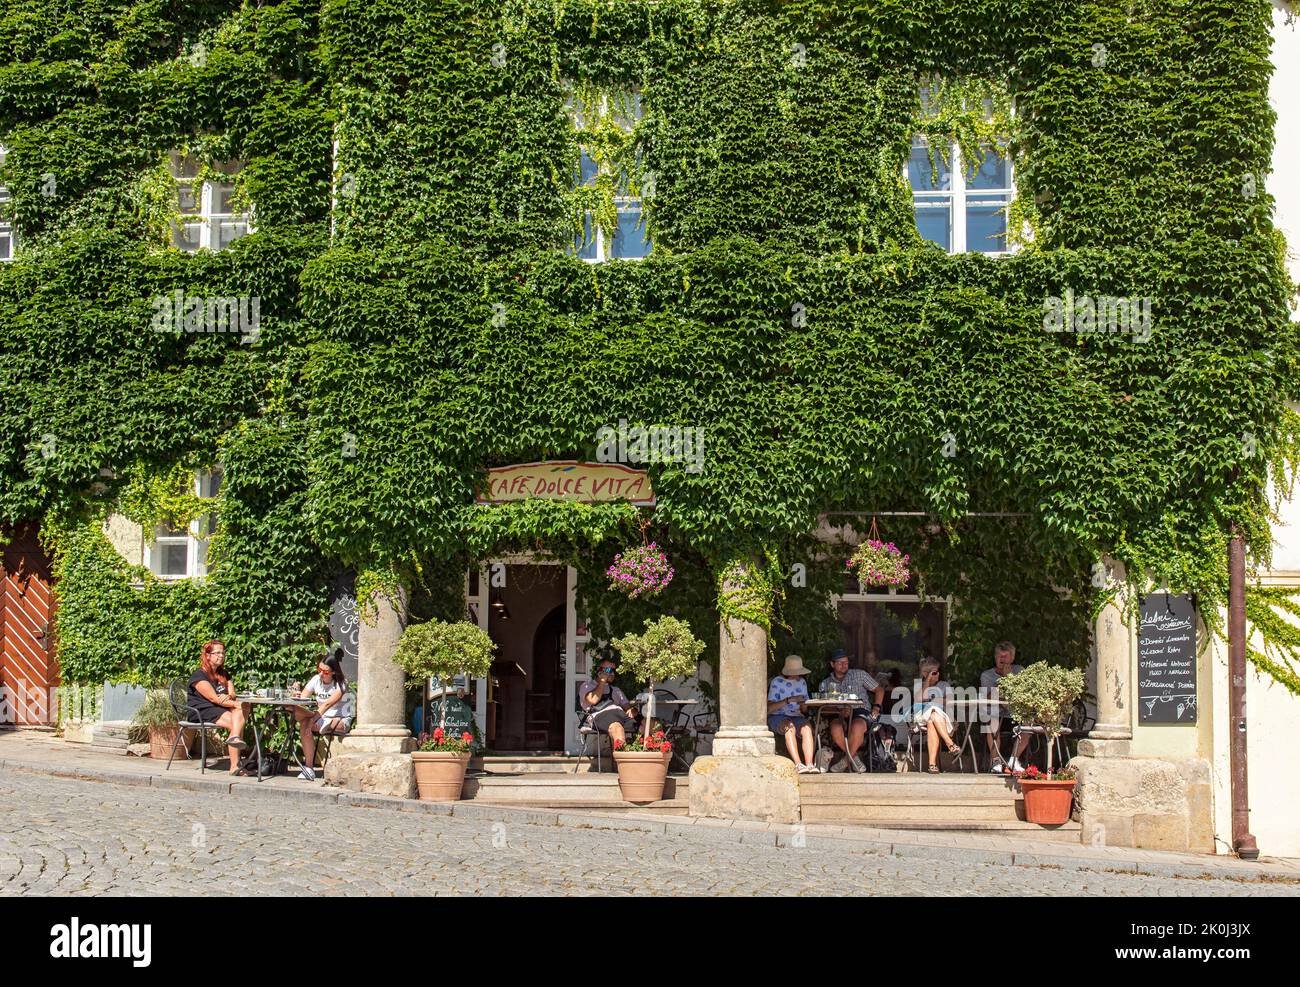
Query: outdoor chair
xmin=573 ymin=682 xmax=608 ymax=774
xmin=314 ymin=717 xmax=352 ymax=767
xmin=165 ymin=678 xmax=226 ymax=774
xmin=1011 ymin=724 xmax=1074 ymax=771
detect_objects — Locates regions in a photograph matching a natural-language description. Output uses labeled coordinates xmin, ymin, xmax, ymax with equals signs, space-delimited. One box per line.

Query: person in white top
xmin=290 ymin=654 xmax=353 ymax=781
xmin=980 ymin=641 xmax=1029 ymax=773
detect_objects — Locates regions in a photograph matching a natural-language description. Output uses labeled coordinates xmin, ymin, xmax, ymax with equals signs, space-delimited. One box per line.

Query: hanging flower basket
xmin=606 ymin=542 xmax=675 ymax=599
xmin=847 ymin=539 xmax=911 ymax=589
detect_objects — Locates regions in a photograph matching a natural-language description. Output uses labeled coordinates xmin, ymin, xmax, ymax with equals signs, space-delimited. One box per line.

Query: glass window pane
xmin=216 ymin=219 xmax=248 ymax=249
xmin=0 ymin=229 xmax=12 ymax=261
xmin=199 ymin=469 xmax=222 ymax=498
xmin=573 ymin=213 xmax=598 ymax=260
xmin=168 ymin=151 xmax=200 ymax=179
xmin=158 ymin=542 xmax=189 ymax=577
xmin=211 ymin=182 xmax=237 ymax=215
xmin=966 ymin=197 xmax=1009 ymax=253
xmin=967 ymin=147 xmax=1009 ymax=190
xmin=171 ymin=221 xmax=202 ymax=251
xmin=908 ymin=141 xmax=951 ymax=192
xmin=610 ymin=203 xmax=650 ymax=259
xmin=577 ymin=150 xmax=598 ymax=188
xmin=176 ymin=183 xmax=200 ymax=214
xmin=914 ymin=202 xmax=951 ymax=251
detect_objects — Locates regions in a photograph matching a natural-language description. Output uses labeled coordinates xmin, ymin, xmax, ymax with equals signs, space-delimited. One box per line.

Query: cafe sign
xmin=477 ymin=460 xmax=655 ymax=506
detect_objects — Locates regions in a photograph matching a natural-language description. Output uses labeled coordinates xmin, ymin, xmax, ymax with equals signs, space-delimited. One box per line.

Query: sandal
xmin=946 ymin=743 xmax=960 ymax=755
xmin=927 ymin=764 xmax=941 ymax=773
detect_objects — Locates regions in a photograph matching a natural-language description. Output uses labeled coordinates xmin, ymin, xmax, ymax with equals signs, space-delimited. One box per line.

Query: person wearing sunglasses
xmin=579 ymin=657 xmax=640 ymax=747
xmin=911 ymin=657 xmax=959 ymax=773
xmin=290 ymin=654 xmax=353 ymax=781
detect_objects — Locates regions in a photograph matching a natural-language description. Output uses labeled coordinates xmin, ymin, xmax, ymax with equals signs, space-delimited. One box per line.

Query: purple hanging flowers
xmin=846 ymin=539 xmax=911 ymax=589
xmin=606 ymin=542 xmax=675 ymax=599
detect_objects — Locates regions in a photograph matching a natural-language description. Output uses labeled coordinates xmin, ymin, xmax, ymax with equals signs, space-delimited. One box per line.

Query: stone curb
xmin=3 ymin=757 xmax=1299 ymax=883
xmin=228 ymin=783 xmax=341 ymax=806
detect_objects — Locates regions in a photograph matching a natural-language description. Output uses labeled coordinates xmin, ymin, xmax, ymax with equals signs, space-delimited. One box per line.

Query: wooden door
xmin=0 ymin=524 xmax=58 ymax=725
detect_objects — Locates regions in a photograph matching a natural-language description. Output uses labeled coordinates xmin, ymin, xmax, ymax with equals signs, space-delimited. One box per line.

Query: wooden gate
xmin=0 ymin=524 xmax=58 ymax=726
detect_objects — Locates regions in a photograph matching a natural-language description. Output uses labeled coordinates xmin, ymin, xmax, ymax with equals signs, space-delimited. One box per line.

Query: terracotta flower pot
xmin=613 ymin=750 xmax=669 ymax=804
xmin=148 ymin=724 xmax=191 ymax=760
xmin=412 ymin=751 xmax=471 ymax=801
xmin=1019 ymin=778 xmax=1076 ymax=825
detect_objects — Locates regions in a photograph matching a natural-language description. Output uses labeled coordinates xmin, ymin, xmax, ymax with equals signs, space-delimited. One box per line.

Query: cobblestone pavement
xmin=1 ymin=771 xmax=1297 ymax=896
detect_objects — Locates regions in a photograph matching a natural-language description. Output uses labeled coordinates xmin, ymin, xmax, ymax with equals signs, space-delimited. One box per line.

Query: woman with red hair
xmin=187 ymin=640 xmax=251 ymax=774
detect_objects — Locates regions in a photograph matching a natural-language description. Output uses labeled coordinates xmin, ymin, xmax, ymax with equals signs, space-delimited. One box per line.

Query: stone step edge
xmin=1 ymin=756 xmax=1296 ymax=884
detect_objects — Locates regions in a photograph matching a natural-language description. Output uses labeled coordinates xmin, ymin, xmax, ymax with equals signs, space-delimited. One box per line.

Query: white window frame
xmin=0 ymin=143 xmax=13 ymax=262
xmin=568 ymin=92 xmax=651 ymax=264
xmin=144 ymin=468 xmax=221 ymax=581
xmin=908 ymin=136 xmax=1015 ymax=256
xmin=169 ymin=153 xmax=253 ymax=252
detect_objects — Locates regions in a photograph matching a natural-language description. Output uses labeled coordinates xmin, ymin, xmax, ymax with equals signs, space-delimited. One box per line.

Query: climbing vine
xmin=0 ymin=0 xmax=1295 ymax=692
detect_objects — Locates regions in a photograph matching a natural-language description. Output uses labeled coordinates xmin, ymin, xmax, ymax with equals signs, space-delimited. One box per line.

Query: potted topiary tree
xmin=132 ymin=688 xmax=188 ymax=760
xmin=996 ymin=661 xmax=1085 ymax=825
xmin=609 ymin=616 xmax=704 ymax=803
xmin=393 ymin=619 xmax=496 ymax=801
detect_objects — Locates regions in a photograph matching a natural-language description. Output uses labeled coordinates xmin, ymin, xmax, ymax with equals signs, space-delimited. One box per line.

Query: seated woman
xmin=912 ymin=658 xmax=960 ymax=773
xmin=187 ymin=639 xmax=250 ymax=775
xmin=579 ymin=657 xmax=640 ymax=748
xmin=768 ymin=655 xmax=821 ymax=774
xmin=291 ymin=655 xmax=352 ymax=781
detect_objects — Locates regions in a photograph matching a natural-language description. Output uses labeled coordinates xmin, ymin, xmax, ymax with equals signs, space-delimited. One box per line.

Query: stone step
xmin=800 ymin=797 xmax=1022 ymax=823
xmin=474 ymin=755 xmax=605 ymax=775
xmin=475 ymin=799 xmax=690 ymax=816
xmin=798 ymin=776 xmax=1021 ymax=799
xmin=463 ymin=773 xmax=688 ymax=803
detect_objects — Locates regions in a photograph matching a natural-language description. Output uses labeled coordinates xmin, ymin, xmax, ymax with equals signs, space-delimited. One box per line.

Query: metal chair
xmin=1012 ymin=724 xmax=1074 ymax=771
xmin=651 ymin=687 xmax=693 ymax=771
xmin=573 ymin=683 xmax=608 ymax=774
xmin=905 ymin=706 xmax=966 ymax=773
xmin=165 ymin=679 xmax=226 ymax=773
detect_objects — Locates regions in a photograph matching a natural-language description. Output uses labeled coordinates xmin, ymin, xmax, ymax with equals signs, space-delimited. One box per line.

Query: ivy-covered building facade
xmin=2 ymin=0 xmax=1298 ymax=853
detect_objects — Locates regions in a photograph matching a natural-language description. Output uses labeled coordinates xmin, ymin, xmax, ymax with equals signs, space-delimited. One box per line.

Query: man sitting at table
xmin=980 ymin=641 xmax=1029 ymax=773
xmin=580 ymin=657 xmax=641 ymax=749
xmin=817 ymin=649 xmax=885 ymax=773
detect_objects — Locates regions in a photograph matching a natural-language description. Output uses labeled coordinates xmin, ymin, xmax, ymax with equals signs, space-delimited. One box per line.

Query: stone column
xmin=325 ymin=585 xmax=416 ymax=798
xmin=711 ymin=602 xmax=776 ymax=756
xmin=688 ymin=563 xmax=800 ymax=823
xmin=1085 ymin=556 xmax=1132 ymax=751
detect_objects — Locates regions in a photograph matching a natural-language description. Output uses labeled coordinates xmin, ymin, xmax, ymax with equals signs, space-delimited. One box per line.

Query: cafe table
xmin=235 ymin=694 xmax=317 ymax=782
xmin=803 ymin=697 xmax=869 ymax=770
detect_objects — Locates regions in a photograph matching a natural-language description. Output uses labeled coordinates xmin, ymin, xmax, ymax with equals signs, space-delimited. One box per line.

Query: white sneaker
xmin=990 ymin=760 xmax=1005 ymax=774
xmin=1006 ymin=757 xmax=1024 ymax=773
xmin=297 ymin=766 xmax=316 ymax=781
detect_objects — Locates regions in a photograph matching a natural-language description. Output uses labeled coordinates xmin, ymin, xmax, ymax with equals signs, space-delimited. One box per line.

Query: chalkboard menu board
xmin=1138 ymin=593 xmax=1198 ymax=723
xmin=328 ymin=570 xmax=360 ymax=684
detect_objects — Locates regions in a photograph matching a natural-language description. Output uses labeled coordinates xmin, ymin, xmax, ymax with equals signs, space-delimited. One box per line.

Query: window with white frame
xmin=168 ymin=151 xmax=251 ymax=252
xmin=145 ymin=468 xmax=221 ymax=580
xmin=0 ymin=143 xmax=13 ymax=262
xmin=907 ymin=136 xmax=1014 ymax=255
xmin=568 ymin=90 xmax=652 ymax=262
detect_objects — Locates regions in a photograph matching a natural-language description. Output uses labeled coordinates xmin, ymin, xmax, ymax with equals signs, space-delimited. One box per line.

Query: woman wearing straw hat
xmin=767 ymin=655 xmax=822 ymax=773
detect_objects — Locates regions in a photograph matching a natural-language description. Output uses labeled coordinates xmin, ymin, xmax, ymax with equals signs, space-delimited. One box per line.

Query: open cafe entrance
xmin=464 ymin=559 xmax=584 ymax=753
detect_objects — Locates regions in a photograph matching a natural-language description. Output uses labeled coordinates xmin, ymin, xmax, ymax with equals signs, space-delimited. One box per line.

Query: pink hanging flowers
xmin=606 ymin=542 xmax=675 ymax=599
xmin=846 ymin=539 xmax=911 ymax=589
